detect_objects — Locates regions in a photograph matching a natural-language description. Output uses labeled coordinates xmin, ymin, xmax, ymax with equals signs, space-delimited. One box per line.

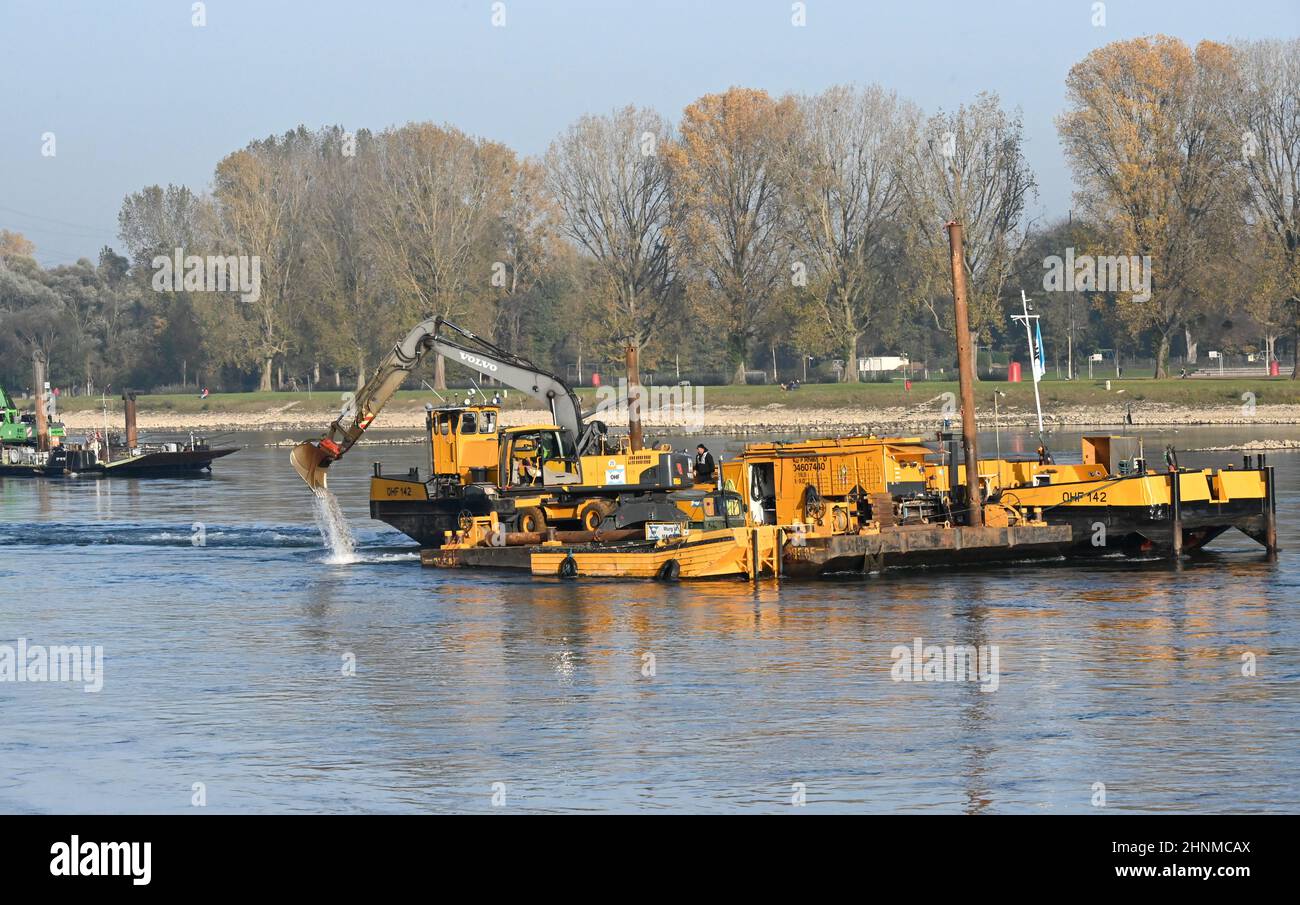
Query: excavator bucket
xmin=290 ymin=441 xmax=332 ymax=492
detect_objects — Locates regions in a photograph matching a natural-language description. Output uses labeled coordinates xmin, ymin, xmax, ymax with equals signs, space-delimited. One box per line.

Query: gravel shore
xmin=57 ymin=401 xmax=1300 ymax=437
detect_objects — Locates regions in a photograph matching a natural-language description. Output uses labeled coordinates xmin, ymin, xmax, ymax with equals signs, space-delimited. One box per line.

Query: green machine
xmin=0 ymin=386 xmax=66 ymax=445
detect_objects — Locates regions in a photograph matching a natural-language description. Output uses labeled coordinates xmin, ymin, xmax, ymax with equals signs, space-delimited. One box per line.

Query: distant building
xmin=857 ymin=356 xmax=910 ymax=375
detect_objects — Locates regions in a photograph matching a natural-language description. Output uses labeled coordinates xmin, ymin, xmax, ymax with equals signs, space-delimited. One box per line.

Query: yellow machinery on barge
xmin=292 ymin=317 xmax=694 ymax=542
xmin=298 ymin=222 xmax=1278 ymax=581
xmin=723 ymin=431 xmax=1276 ymax=561
xmin=386 ymin=408 xmax=1278 ymax=580
xmin=426 ymin=491 xmax=785 ymax=580
xmin=924 ymin=435 xmax=1277 ymax=557
xmin=370 ymin=401 xmax=692 ymax=541
xmin=423 ymin=436 xmax=1073 ymax=580
xmin=418 ymin=426 xmax=1278 ymax=580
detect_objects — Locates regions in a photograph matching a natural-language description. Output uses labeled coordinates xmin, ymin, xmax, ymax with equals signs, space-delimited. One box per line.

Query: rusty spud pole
xmin=123 ymin=389 xmax=139 ymax=450
xmin=32 ymin=350 xmax=50 ymax=452
xmin=624 ymin=341 xmax=643 ymax=453
xmin=946 ymin=221 xmax=982 ymax=527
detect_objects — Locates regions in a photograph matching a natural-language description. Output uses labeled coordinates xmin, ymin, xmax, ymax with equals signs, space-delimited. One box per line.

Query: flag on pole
xmin=1032 ymin=320 xmax=1046 ymax=381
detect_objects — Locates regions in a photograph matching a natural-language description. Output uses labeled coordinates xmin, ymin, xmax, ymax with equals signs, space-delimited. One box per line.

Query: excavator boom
xmin=291 ymin=317 xmax=585 ymax=491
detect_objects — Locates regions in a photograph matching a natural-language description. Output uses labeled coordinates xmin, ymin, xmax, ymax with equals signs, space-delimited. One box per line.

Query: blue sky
xmin=2 ymin=0 xmax=1297 ymax=266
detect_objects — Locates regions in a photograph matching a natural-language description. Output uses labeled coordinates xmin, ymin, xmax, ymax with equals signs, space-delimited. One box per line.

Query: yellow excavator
xmin=291 ymin=317 xmax=694 ymax=544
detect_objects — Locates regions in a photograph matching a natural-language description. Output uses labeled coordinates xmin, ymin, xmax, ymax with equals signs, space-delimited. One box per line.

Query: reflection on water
xmin=0 ymin=426 xmax=1296 ymax=813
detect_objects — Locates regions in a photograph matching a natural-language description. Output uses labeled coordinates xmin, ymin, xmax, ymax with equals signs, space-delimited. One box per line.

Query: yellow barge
xmin=421 ymin=481 xmax=1071 ymax=581
xmin=423 ymin=489 xmax=783 ymax=580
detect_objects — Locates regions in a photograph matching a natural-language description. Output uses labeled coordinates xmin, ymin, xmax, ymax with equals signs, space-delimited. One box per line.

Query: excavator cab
xmin=430 ymin=404 xmax=500 ymax=481
xmin=501 ymin=426 xmax=581 ymax=488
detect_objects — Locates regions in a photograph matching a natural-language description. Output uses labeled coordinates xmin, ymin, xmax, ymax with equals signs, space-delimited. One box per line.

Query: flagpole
xmin=1018 ymin=290 xmax=1045 ymax=435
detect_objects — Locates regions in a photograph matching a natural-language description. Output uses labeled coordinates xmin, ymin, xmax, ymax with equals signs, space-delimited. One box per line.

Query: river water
xmin=1 ymin=425 xmax=1296 ymax=813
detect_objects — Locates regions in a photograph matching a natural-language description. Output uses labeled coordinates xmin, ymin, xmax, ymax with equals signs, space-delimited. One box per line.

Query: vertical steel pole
xmin=1264 ymin=465 xmax=1278 ymax=554
xmin=32 ymin=350 xmax=50 ymax=452
xmin=946 ymin=222 xmax=982 ymax=527
xmin=625 ymin=342 xmax=643 ymax=453
xmin=1170 ymin=468 xmax=1183 ymax=558
xmin=123 ymin=390 xmax=138 ymax=450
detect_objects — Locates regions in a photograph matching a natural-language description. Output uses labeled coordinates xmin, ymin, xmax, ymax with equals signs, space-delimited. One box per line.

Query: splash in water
xmin=312 ymin=489 xmax=358 ymax=564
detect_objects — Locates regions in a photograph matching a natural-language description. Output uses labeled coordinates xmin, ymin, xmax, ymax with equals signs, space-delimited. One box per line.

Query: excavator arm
xmin=291 ymin=316 xmax=587 ymax=491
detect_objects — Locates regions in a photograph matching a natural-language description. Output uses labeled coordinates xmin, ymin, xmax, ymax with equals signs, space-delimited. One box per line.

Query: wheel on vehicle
xmin=577 ymin=499 xmax=614 ymax=532
xmin=517 ymin=506 xmax=547 ymax=534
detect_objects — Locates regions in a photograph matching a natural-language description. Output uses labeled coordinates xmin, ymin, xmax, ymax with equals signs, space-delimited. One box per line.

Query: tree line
xmin=1 ymin=35 xmax=1297 ymax=396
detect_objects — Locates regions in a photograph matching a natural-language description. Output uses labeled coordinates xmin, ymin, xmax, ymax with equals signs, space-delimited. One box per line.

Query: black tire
xmin=577 ymin=499 xmax=612 ymax=532
xmin=558 ymin=554 xmax=578 ymax=579
xmin=803 ymin=483 xmax=826 ymax=521
xmin=655 ymin=559 xmax=681 ymax=581
xmin=517 ymin=506 xmax=547 ymax=534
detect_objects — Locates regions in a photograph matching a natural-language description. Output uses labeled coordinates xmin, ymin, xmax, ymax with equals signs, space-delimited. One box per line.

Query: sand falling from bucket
xmin=311 ymin=488 xmax=358 ymax=564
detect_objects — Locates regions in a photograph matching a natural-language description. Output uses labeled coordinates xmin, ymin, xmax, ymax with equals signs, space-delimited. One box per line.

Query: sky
xmin=2 ymin=0 xmax=1297 ymax=267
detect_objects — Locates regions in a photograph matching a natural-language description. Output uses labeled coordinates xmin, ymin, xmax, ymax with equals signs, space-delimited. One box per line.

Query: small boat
xmin=426 ymin=489 xmax=782 ymax=580
xmin=530 ymin=526 xmax=782 ymax=580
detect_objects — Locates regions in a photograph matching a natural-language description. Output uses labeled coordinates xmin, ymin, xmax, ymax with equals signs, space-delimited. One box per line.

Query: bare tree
xmin=902 ymin=93 xmax=1036 ymax=346
xmin=1236 ymin=38 xmax=1300 ymax=376
xmin=544 ymin=106 xmax=676 ymax=359
xmin=665 ymin=87 xmax=798 ymax=384
xmin=366 ymin=123 xmax=512 ymax=388
xmin=1058 ymin=38 xmax=1239 ymax=378
xmin=782 ymin=84 xmax=919 ymax=381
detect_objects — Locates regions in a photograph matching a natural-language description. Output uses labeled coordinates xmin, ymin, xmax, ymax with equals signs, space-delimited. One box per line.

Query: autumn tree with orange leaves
xmin=1058 ymin=36 xmax=1241 ymax=379
xmin=665 ymin=88 xmax=799 ymax=385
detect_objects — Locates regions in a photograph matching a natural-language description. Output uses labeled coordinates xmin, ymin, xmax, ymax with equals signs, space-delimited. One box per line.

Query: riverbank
xmin=47 ymin=382 xmax=1300 ymax=436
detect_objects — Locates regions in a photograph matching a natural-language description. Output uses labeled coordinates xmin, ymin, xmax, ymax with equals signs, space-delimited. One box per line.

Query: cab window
xmin=461 ymin=412 xmax=477 ymax=433
xmin=538 ymin=433 xmax=557 ymax=461
xmin=479 ymin=410 xmax=497 ymax=433
xmin=437 ymin=414 xmax=454 ymax=436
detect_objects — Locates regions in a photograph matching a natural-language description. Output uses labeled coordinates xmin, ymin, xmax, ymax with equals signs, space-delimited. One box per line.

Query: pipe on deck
xmin=484 ymin=527 xmax=644 ymax=547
